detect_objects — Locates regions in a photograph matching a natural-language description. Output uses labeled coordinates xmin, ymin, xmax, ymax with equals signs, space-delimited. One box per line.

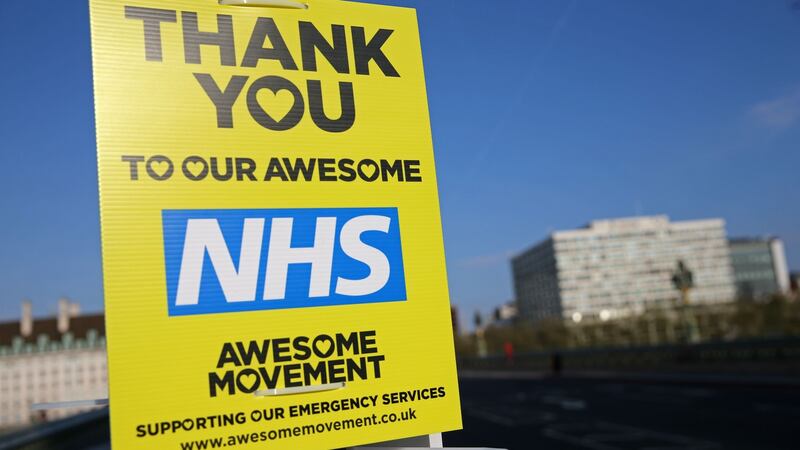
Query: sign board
xmin=89 ymin=0 xmax=461 ymax=447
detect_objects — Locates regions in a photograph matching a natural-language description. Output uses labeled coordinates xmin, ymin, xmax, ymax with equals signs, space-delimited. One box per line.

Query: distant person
xmin=551 ymin=352 xmax=562 ymax=376
xmin=504 ymin=341 xmax=514 ymax=366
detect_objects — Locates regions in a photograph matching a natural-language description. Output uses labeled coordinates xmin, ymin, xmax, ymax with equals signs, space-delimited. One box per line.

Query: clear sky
xmin=1 ymin=0 xmax=799 ymax=324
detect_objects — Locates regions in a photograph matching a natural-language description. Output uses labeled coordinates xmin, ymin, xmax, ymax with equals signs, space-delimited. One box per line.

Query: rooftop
xmin=0 ymin=314 xmax=105 ymax=348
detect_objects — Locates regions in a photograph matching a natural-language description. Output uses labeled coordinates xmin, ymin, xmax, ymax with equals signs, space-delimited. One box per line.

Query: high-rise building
xmin=511 ymin=216 xmax=736 ymax=323
xmin=0 ymin=300 xmax=107 ymax=429
xmin=729 ymin=237 xmax=790 ymax=299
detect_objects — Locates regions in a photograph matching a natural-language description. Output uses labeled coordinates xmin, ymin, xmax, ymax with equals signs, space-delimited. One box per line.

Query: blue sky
xmin=1 ymin=0 xmax=799 ymax=324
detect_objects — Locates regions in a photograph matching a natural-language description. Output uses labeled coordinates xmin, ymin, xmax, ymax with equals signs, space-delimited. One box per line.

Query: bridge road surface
xmin=443 ymin=374 xmax=800 ymax=450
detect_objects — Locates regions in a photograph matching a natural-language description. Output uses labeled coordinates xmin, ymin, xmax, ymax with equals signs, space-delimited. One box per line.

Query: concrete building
xmin=512 ymin=216 xmax=736 ymax=323
xmin=0 ymin=300 xmax=107 ymax=429
xmin=729 ymin=237 xmax=791 ymax=299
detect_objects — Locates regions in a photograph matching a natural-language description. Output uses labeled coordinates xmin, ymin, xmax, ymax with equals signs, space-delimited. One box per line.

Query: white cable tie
xmin=219 ymin=0 xmax=309 ymax=9
xmin=31 ymin=398 xmax=109 ymax=411
xmin=254 ymin=381 xmax=345 ymax=397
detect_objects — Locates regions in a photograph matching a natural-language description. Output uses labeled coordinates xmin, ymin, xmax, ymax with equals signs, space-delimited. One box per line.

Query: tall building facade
xmin=729 ymin=237 xmax=790 ymax=299
xmin=512 ymin=216 xmax=737 ymax=323
xmin=0 ymin=300 xmax=107 ymax=429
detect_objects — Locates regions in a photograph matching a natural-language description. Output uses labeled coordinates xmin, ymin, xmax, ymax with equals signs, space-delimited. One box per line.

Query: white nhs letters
xmin=175 ymin=215 xmax=392 ymax=306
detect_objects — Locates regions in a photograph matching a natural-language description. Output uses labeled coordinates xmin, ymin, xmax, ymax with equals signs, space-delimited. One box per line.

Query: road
xmin=4 ymin=372 xmax=799 ymax=449
xmin=443 ymin=373 xmax=800 ymax=450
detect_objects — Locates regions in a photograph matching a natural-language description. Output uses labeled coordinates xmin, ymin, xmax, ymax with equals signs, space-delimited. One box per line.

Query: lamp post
xmin=474 ymin=311 xmax=488 ymax=358
xmin=671 ymin=260 xmax=700 ymax=343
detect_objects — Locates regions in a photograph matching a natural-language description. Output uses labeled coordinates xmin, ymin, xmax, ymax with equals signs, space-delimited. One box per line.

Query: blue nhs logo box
xmin=162 ymin=208 xmax=406 ymax=316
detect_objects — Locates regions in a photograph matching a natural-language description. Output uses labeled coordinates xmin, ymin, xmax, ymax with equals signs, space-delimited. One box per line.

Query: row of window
xmin=735 ymin=270 xmax=777 ymax=281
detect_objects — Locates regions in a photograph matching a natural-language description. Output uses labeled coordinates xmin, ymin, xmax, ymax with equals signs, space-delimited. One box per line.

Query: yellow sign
xmin=90 ymin=0 xmax=461 ymax=447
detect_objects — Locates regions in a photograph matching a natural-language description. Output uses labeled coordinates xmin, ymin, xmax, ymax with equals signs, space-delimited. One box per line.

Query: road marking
xmin=541 ymin=395 xmax=587 ymax=411
xmin=458 ymin=370 xmax=549 ymax=380
xmin=594 ymin=384 xmax=693 ymax=405
xmin=542 ymin=421 xmax=720 ymax=450
xmin=463 ymin=402 xmax=556 ymax=428
xmin=463 ymin=408 xmax=518 ymax=427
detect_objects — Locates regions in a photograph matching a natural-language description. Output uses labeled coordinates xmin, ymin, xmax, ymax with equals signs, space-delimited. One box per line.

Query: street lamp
xmin=671 ymin=260 xmax=699 ymax=343
xmin=671 ymin=260 xmax=694 ymax=305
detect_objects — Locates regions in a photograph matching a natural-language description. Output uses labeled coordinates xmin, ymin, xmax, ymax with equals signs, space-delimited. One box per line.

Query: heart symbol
xmin=150 ymin=161 xmax=169 ymax=177
xmin=237 ymin=372 xmax=260 ymax=393
xmin=357 ymin=160 xmax=379 ymax=181
xmin=146 ymin=157 xmax=174 ymax=180
xmin=256 ymin=88 xmax=296 ymax=124
xmin=247 ymin=77 xmax=304 ymax=131
xmin=182 ymin=158 xmax=208 ymax=181
xmin=186 ymin=161 xmax=204 ymax=177
xmin=313 ymin=337 xmax=334 ymax=357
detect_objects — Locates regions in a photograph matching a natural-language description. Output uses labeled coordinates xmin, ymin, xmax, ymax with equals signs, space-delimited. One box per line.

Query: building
xmin=512 ymin=216 xmax=736 ymax=323
xmin=0 ymin=300 xmax=107 ymax=429
xmin=729 ymin=237 xmax=791 ymax=299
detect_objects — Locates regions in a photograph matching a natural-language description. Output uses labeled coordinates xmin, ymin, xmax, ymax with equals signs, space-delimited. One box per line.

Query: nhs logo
xmin=162 ymin=208 xmax=406 ymax=316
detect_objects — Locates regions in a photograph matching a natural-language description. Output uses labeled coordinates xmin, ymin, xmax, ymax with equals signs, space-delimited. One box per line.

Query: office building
xmin=729 ymin=237 xmax=791 ymax=299
xmin=0 ymin=300 xmax=107 ymax=429
xmin=512 ymin=216 xmax=737 ymax=323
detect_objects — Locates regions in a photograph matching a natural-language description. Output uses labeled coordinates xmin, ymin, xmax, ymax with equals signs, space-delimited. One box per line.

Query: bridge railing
xmin=458 ymin=337 xmax=800 ymax=375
